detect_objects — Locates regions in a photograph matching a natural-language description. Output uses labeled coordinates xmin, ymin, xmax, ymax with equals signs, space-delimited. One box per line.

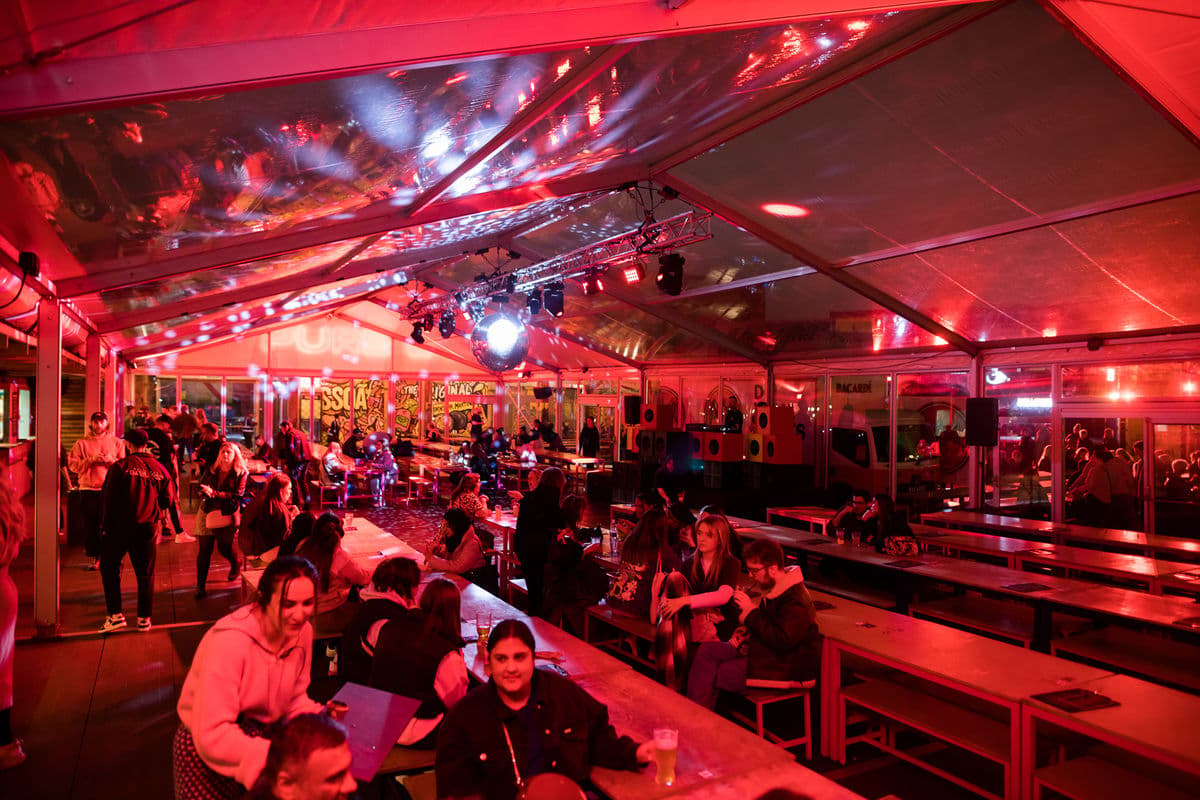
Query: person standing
xmin=68 ymin=411 xmax=126 ymax=570
xmin=148 ymin=414 xmax=190 ymax=542
xmin=194 ymin=442 xmax=248 ymax=598
xmin=272 ymin=420 xmax=312 ymax=509
xmin=513 ymin=467 xmax=565 ymax=618
xmin=97 ymin=429 xmax=174 ymax=633
xmin=579 ymin=415 xmax=600 ymax=459
xmin=171 ymin=403 xmax=199 ymax=462
xmin=0 ymin=479 xmax=26 ymax=769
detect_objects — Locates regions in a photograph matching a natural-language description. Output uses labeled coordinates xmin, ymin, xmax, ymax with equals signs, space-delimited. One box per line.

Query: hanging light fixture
xmin=581 ymin=270 xmax=604 ymax=296
xmin=438 ymin=310 xmax=456 ymax=339
xmin=656 ymin=253 xmax=684 ymax=295
xmin=411 ymin=322 xmax=425 ymax=344
xmin=543 ymin=282 xmax=564 ymax=317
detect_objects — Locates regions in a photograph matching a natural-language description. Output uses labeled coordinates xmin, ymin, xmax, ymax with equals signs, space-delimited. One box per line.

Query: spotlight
xmin=543 ymin=283 xmax=565 ymax=317
xmin=504 ymin=274 xmax=517 ymax=293
xmin=526 ymin=288 xmax=543 ymax=315
xmin=657 ymin=253 xmax=684 ymax=296
xmin=438 ymin=310 xmax=456 ymax=339
xmin=581 ymin=271 xmax=604 ymax=296
xmin=621 ymin=262 xmax=645 ymax=284
xmin=411 ymin=323 xmax=425 ymax=344
xmin=422 ymin=314 xmax=435 ymax=330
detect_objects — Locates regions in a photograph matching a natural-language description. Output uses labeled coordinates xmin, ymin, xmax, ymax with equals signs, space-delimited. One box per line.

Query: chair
xmin=406 ymin=475 xmax=435 ymax=506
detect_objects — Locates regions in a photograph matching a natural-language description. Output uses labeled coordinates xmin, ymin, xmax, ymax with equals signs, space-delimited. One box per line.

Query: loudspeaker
xmin=763 ymin=436 xmax=804 ymax=465
xmin=18 ymin=251 xmax=38 ymax=277
xmin=623 ymin=396 xmax=641 ymax=426
xmin=641 ymin=402 xmax=678 ymax=430
xmin=689 ymin=432 xmax=706 ymax=460
xmin=745 ymin=433 xmax=766 ymax=463
xmin=636 ymin=428 xmax=656 ymax=460
xmin=703 ymin=432 xmax=744 ymax=462
xmin=754 ymin=405 xmax=796 ymax=437
xmin=965 ymin=398 xmax=999 ymax=447
xmin=533 ymin=386 xmax=553 ymax=400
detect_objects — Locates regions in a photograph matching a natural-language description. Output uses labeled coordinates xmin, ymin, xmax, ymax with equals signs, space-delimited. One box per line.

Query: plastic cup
xmin=653 ymin=728 xmax=678 ymax=786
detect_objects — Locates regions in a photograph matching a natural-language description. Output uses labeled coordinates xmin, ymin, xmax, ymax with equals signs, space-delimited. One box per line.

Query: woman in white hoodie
xmin=174 ymin=556 xmax=325 ymax=799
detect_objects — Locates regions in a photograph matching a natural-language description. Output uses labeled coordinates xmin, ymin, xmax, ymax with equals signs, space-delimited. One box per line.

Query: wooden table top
xmin=911 ymin=524 xmax=1042 ymax=555
xmin=809 ymin=589 xmax=1113 ymax=702
xmin=721 ymin=514 xmax=767 ymax=529
xmin=1025 ymin=673 xmax=1200 ymax=772
xmin=1015 ymin=544 xmax=1198 ymax=582
xmin=332 ymin=682 xmax=421 ymax=780
xmin=1044 ymin=583 xmax=1200 ymax=632
xmin=767 ymin=506 xmax=836 ymax=523
xmin=578 ymin=669 xmax=797 ymax=799
xmin=639 ymin=762 xmax=867 ymax=799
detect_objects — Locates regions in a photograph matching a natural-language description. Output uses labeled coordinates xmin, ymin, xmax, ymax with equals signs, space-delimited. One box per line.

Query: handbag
xmin=205 ymin=508 xmax=235 ymax=529
xmin=883 ymin=535 xmax=920 ymax=557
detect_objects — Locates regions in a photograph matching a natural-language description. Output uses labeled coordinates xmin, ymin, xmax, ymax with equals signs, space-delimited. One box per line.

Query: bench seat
xmin=806 ymin=578 xmax=900 ymax=611
xmin=1034 ymin=754 xmax=1198 ymax=800
xmin=584 ymin=604 xmax=657 ymax=669
xmin=1052 ymin=626 xmax=1200 ymax=694
xmin=911 ymin=594 xmax=1089 ymax=649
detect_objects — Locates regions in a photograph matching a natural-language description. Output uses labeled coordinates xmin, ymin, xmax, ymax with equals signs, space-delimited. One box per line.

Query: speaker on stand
xmin=965 ymin=397 xmax=999 ymax=511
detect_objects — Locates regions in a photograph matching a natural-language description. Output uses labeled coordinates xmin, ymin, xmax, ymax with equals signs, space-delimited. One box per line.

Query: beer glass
xmin=653 ymin=727 xmax=678 ymax=786
xmin=475 ymin=610 xmax=492 ymax=651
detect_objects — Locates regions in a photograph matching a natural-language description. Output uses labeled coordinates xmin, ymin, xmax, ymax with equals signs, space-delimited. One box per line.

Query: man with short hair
xmin=342 ymin=428 xmax=366 ymax=459
xmin=686 ymin=538 xmax=820 ymax=710
xmin=829 ymin=490 xmax=870 ymax=543
xmin=245 ymin=713 xmax=357 ymax=800
xmin=147 ymin=414 xmax=191 ymax=541
xmin=273 ymin=420 xmax=311 ymax=508
xmin=97 ymin=428 xmax=175 ymax=633
xmin=68 ymin=411 xmax=126 ymax=570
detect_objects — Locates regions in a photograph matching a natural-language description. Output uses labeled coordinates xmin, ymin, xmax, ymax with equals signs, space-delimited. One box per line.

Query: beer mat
xmin=812 ymin=600 xmax=835 ymax=611
xmin=885 ymin=559 xmax=923 ymax=568
xmin=1003 ymin=582 xmax=1052 ymax=593
xmin=1024 ymin=548 xmax=1055 ymax=556
xmin=541 ymin=663 xmax=570 ymax=677
xmin=1170 ymin=572 xmax=1200 ymax=583
xmin=1031 ymin=689 xmax=1119 ymax=713
xmin=1172 ymin=616 xmax=1200 ymax=630
xmin=801 ymin=538 xmax=833 ymax=545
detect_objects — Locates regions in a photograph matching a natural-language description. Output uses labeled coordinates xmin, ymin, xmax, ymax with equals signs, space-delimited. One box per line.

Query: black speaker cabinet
xmin=965 ymin=397 xmax=999 ymax=447
xmin=533 ymin=386 xmax=554 ymax=400
xmin=623 ymin=395 xmax=642 ymax=426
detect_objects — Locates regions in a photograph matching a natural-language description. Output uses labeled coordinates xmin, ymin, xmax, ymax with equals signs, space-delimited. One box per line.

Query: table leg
xmin=1031 ymin=601 xmax=1052 ymax=653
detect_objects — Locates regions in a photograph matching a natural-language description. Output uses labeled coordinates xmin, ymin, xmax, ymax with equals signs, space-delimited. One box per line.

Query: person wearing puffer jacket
xmin=173 ymin=557 xmax=325 ymax=799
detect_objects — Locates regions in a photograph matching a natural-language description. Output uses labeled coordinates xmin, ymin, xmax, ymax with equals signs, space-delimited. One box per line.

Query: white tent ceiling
xmin=0 ymin=0 xmax=1197 ymax=371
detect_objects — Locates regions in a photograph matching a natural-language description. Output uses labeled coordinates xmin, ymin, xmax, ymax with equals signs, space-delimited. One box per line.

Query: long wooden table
xmin=912 ymin=523 xmax=1044 ymax=569
xmin=921 ymin=509 xmax=1200 ymax=563
xmin=1013 ymin=544 xmax=1200 ymax=595
xmin=766 ymin=506 xmax=837 ymax=535
xmin=810 ymin=589 xmax=1113 ymax=800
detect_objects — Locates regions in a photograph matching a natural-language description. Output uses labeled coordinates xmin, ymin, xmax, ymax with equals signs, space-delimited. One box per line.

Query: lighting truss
xmin=405 ymin=210 xmax=712 ymax=319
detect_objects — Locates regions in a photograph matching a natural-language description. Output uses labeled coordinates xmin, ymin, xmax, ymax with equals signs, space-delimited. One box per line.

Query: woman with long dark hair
xmin=294 ymin=513 xmax=370 ymax=614
xmin=240 ymin=472 xmax=296 ymax=559
xmin=658 ymin=515 xmax=742 ymax=643
xmin=174 ymin=556 xmax=324 ymax=799
xmin=369 ymin=578 xmax=468 ymax=747
xmin=605 ymin=509 xmax=682 ymax=620
xmin=436 ymin=619 xmax=651 ymax=799
xmin=195 ymin=442 xmax=248 ymax=598
xmin=449 ymin=471 xmax=489 ymax=521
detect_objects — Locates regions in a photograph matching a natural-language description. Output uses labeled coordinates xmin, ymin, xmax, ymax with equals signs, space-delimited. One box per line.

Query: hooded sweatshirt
xmin=744 ymin=566 xmax=820 ymax=683
xmin=177 ymin=606 xmax=324 ymax=788
xmin=67 ymin=432 xmax=126 ymax=490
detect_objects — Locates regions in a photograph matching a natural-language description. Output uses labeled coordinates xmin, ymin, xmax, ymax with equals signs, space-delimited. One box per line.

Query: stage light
xmin=504 ymin=274 xmax=517 ymax=293
xmin=657 ymin=253 xmax=684 ymax=296
xmin=526 ymin=288 xmax=543 ymax=315
xmin=411 ymin=323 xmax=425 ymax=344
xmin=470 ymin=313 xmax=530 ymax=371
xmin=621 ymin=262 xmax=645 ymax=284
xmin=581 ymin=271 xmax=604 ymax=296
xmin=544 ymin=283 xmax=565 ymax=317
xmin=422 ymin=314 xmax=435 ymax=331
xmin=438 ymin=310 xmax=456 ymax=339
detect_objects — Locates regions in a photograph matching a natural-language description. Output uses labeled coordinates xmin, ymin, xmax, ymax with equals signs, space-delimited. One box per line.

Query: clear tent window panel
xmin=669 ymin=0 xmax=1200 ymax=266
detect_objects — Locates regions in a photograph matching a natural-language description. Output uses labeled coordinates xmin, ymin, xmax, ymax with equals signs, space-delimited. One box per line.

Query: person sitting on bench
xmin=686 ymin=538 xmax=820 ymax=710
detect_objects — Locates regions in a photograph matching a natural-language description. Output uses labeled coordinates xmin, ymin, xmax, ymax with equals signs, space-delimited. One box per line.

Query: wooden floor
xmin=4 ymin=500 xmax=982 ymax=800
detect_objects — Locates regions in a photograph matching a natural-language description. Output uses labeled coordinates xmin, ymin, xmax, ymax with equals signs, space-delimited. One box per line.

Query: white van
xmin=828 ymin=409 xmax=967 ymax=497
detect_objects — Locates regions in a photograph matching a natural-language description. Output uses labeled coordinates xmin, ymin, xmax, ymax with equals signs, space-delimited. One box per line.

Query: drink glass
xmin=653 ymin=727 xmax=678 ymax=786
xmin=326 ymin=700 xmax=348 ymax=721
xmin=475 ymin=610 xmax=492 ymax=651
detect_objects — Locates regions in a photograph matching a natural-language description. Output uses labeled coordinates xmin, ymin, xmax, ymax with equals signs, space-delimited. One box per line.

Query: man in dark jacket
xmin=512 ymin=467 xmax=565 ymax=618
xmin=97 ymin=428 xmax=175 ymax=634
xmin=272 ymin=420 xmax=311 ymax=507
xmin=686 ymin=538 xmax=819 ymax=709
xmin=148 ymin=414 xmax=189 ymax=540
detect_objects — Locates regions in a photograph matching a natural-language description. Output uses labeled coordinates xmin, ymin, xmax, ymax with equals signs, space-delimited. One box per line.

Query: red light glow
xmin=762 ymin=203 xmax=810 ymax=218
xmin=445 ymin=72 xmax=469 ymax=86
xmin=846 ymin=20 xmax=871 ymax=32
xmin=622 ymin=263 xmax=644 ymax=284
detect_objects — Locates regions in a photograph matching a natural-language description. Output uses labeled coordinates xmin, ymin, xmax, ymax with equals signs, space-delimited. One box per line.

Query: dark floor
xmin=5 ymin=497 xmax=982 ymax=800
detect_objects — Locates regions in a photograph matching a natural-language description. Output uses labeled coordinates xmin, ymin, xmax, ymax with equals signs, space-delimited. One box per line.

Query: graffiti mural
xmin=354 ymin=379 xmax=388 ymax=432
xmin=392 ymin=379 xmax=420 ymax=438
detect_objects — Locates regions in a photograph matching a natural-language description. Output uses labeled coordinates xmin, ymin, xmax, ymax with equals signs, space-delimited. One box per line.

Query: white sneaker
xmin=99 ymin=614 xmax=126 ymax=633
xmin=137 ymin=617 xmax=152 ymax=632
xmin=174 ymin=533 xmax=198 ymax=543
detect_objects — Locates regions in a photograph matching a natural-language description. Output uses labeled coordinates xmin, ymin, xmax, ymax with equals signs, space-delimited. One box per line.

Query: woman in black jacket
xmin=578 ymin=415 xmax=601 ymax=459
xmin=194 ymin=442 xmax=248 ymax=598
xmin=435 ymin=619 xmax=651 ymax=800
xmin=512 ymin=468 xmax=565 ymax=618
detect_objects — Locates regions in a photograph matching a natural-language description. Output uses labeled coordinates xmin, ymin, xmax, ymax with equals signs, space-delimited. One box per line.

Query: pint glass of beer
xmin=653 ymin=728 xmax=678 ymax=786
